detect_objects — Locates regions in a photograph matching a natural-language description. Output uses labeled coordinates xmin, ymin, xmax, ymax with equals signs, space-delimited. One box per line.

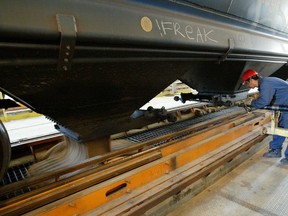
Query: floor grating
xmin=0 ymin=162 xmax=32 ymax=201
xmin=124 ymin=107 xmax=242 ymax=145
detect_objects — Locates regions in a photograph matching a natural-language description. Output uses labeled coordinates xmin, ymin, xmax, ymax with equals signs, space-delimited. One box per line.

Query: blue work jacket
xmin=251 ymin=77 xmax=288 ymax=108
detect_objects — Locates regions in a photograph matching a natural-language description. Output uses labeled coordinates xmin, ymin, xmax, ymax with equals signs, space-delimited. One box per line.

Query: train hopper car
xmin=1 ymin=1 xmax=288 ymax=213
xmin=0 ymin=0 xmax=288 ymax=143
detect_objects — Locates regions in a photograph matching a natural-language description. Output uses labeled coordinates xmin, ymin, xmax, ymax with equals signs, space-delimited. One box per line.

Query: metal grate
xmin=124 ymin=107 xmax=242 ymax=145
xmin=0 ymin=162 xmax=32 ymax=201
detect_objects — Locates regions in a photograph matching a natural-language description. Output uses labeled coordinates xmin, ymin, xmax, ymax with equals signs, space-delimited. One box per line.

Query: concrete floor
xmin=166 ymin=139 xmax=288 ymax=216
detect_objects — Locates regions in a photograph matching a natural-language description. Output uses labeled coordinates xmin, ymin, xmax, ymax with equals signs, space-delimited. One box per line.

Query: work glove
xmin=244 ymin=97 xmax=253 ymax=106
xmin=237 ymin=97 xmax=253 ymax=112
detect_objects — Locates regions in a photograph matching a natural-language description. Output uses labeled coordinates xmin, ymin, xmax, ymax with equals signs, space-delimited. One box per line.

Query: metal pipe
xmin=263 ymin=105 xmax=288 ymax=112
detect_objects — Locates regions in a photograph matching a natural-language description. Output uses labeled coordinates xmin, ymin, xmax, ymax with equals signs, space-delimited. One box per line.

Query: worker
xmin=242 ymin=69 xmax=288 ymax=164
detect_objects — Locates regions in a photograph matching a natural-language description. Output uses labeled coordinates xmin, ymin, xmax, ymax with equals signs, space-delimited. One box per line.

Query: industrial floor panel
xmin=166 ymin=140 xmax=288 ymax=216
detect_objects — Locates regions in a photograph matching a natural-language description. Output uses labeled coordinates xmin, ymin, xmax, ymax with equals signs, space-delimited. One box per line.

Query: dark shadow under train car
xmin=0 ymin=0 xmax=288 ymax=141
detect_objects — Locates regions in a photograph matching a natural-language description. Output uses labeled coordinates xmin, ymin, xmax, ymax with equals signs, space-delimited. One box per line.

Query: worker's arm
xmin=251 ymin=82 xmax=275 ymax=108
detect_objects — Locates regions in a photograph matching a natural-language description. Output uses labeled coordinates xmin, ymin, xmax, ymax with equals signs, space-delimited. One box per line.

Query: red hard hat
xmin=242 ymin=69 xmax=258 ymax=85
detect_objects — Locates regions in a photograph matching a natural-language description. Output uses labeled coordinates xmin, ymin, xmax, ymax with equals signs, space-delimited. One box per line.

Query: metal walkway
xmin=166 ymin=139 xmax=288 ymax=216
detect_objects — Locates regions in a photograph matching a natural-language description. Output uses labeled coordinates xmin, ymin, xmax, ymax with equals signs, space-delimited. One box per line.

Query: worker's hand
xmin=237 ymin=97 xmax=253 ymax=113
xmin=238 ymin=102 xmax=252 ymax=112
xmin=244 ymin=97 xmax=253 ymax=106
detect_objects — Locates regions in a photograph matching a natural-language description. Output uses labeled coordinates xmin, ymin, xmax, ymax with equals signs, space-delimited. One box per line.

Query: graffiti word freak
xmin=155 ymin=18 xmax=218 ymax=43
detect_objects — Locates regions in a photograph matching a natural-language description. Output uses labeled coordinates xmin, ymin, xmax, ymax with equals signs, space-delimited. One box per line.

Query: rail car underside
xmin=0 ymin=0 xmax=288 ymax=141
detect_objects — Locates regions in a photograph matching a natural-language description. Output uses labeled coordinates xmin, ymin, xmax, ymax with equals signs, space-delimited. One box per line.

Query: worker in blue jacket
xmin=242 ymin=69 xmax=288 ymax=164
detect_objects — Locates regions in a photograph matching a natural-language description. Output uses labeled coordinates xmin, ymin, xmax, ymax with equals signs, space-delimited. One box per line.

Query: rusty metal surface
xmin=0 ymin=107 xmax=244 ymax=199
xmin=0 ymin=151 xmax=162 ymax=216
xmin=118 ymin=136 xmax=266 ymax=216
xmin=81 ymin=114 xmax=270 ymax=216
xmin=0 ymin=0 xmax=287 ymax=141
xmin=0 ymin=109 xmax=271 ymax=215
xmin=166 ymin=140 xmax=288 ymax=216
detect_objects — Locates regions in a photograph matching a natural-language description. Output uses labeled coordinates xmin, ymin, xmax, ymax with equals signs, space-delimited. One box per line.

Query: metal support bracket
xmin=56 ymin=14 xmax=77 ymax=71
xmin=218 ymin=38 xmax=234 ymax=63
